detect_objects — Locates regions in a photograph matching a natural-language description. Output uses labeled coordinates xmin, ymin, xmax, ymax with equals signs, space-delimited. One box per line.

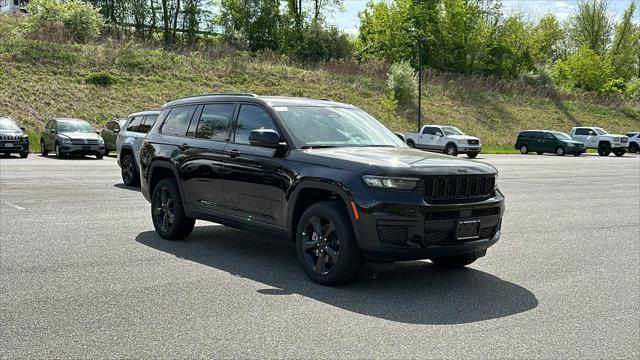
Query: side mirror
xmin=437 ymin=132 xmax=444 ymax=137
xmin=49 ymin=129 xmax=55 ymax=134
xmin=249 ymin=129 xmax=285 ymax=149
xmin=113 ymin=128 xmax=120 ymax=133
xmin=20 ymin=127 xmax=26 ymax=131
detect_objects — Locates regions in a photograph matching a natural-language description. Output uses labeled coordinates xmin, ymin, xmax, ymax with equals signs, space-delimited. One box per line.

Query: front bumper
xmin=611 ymin=142 xmax=628 ymax=149
xmin=60 ymin=143 xmax=105 ymax=155
xmin=353 ymin=190 xmax=505 ymax=262
xmin=567 ymin=146 xmax=586 ymax=154
xmin=0 ymin=140 xmax=29 ymax=153
xmin=457 ymin=145 xmax=482 ymax=152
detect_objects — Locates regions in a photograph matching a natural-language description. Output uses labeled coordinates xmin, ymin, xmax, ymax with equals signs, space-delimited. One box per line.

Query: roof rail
xmin=173 ymin=93 xmax=258 ymax=101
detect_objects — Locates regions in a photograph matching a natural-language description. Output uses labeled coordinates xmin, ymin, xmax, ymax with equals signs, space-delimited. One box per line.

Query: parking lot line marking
xmin=5 ymin=202 xmax=25 ymax=210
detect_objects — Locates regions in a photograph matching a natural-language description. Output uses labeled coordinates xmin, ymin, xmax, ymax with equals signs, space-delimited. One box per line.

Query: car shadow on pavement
xmin=136 ymin=226 xmax=538 ymax=325
xmin=113 ymin=183 xmax=140 ymax=191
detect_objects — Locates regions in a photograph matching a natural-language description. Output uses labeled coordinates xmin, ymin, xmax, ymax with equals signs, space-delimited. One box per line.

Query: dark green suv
xmin=515 ymin=130 xmax=585 ymax=156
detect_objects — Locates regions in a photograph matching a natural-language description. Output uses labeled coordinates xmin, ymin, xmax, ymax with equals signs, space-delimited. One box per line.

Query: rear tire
xmin=296 ymin=201 xmax=363 ymax=285
xmin=613 ymin=148 xmax=626 ymax=157
xmin=121 ymin=153 xmax=140 ymax=186
xmin=519 ymin=144 xmax=529 ymax=154
xmin=598 ymin=143 xmax=611 ymax=156
xmin=40 ymin=141 xmax=48 ymax=157
xmin=445 ymin=143 xmax=458 ymax=156
xmin=151 ymin=178 xmax=195 ymax=240
xmin=407 ymin=140 xmax=415 ymax=148
xmin=431 ymin=253 xmax=478 ymax=267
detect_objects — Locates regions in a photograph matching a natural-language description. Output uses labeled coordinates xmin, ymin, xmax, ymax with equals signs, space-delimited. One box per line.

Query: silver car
xmin=116 ymin=111 xmax=160 ymax=186
xmin=40 ymin=118 xmax=105 ymax=159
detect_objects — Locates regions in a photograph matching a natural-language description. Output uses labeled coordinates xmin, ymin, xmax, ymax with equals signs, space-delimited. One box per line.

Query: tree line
xmin=23 ymin=0 xmax=640 ymax=98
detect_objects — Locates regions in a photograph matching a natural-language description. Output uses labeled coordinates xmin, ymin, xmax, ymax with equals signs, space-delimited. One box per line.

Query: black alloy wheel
xmin=301 ymin=215 xmax=340 ymax=276
xmin=151 ymin=178 xmax=195 ymax=240
xmin=121 ymin=154 xmax=140 ymax=186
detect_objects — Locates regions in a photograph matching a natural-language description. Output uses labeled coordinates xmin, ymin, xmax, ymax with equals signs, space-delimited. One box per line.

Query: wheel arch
xmin=148 ymin=160 xmax=185 ymax=202
xmin=119 ymin=145 xmax=135 ymax=166
xmin=286 ymin=180 xmax=361 ymax=244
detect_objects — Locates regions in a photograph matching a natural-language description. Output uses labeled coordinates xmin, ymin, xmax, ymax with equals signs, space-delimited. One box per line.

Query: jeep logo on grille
xmin=457 ymin=169 xmax=467 ymax=174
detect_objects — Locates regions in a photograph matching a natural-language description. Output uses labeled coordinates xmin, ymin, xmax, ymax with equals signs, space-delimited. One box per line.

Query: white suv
xmin=569 ymin=127 xmax=629 ymax=156
xmin=626 ymin=132 xmax=639 ymax=153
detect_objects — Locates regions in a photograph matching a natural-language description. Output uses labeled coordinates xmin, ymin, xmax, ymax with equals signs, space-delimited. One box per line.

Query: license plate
xmin=82 ymin=146 xmax=91 ymax=150
xmin=4 ymin=143 xmax=13 ymax=148
xmin=456 ymin=220 xmax=480 ymax=240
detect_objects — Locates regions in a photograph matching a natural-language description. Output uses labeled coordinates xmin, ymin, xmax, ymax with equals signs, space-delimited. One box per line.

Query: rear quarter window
xmin=160 ymin=106 xmax=196 ymax=137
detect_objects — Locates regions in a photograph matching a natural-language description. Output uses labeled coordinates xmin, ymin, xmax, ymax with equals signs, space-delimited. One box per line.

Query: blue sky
xmin=329 ymin=0 xmax=636 ymax=35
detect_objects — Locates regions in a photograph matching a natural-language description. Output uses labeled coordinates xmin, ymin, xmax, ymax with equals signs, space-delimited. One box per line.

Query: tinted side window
xmin=45 ymin=120 xmax=52 ymax=129
xmin=234 ymin=105 xmax=277 ymax=145
xmin=421 ymin=127 xmax=431 ymax=135
xmin=127 ymin=116 xmax=143 ymax=132
xmin=161 ymin=106 xmax=196 ymax=137
xmin=544 ymin=132 xmax=554 ymax=139
xmin=138 ymin=115 xmax=158 ymax=133
xmin=519 ymin=132 xmax=530 ymax=138
xmin=195 ymin=104 xmax=235 ymax=140
xmin=530 ymin=132 xmax=541 ymax=139
xmin=575 ymin=128 xmax=588 ymax=136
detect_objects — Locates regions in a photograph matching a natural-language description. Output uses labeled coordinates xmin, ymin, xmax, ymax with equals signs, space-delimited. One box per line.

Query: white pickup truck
xmin=569 ymin=127 xmax=629 ymax=156
xmin=401 ymin=125 xmax=482 ymax=158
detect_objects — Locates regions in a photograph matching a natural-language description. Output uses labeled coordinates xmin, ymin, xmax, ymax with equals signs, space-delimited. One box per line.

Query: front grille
xmin=424 ymin=175 xmax=495 ymax=203
xmin=0 ymin=134 xmax=22 ymax=141
xmin=467 ymin=139 xmax=480 ymax=145
xmin=422 ymin=224 xmax=497 ymax=247
xmin=377 ymin=225 xmax=408 ymax=245
xmin=573 ymin=143 xmax=584 ymax=148
xmin=621 ymin=137 xmax=628 ymax=143
xmin=71 ymin=139 xmax=99 ymax=145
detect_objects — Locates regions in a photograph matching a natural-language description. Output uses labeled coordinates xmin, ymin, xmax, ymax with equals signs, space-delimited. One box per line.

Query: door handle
xmin=227 ymin=149 xmax=241 ymax=158
xmin=178 ymin=143 xmax=189 ymax=151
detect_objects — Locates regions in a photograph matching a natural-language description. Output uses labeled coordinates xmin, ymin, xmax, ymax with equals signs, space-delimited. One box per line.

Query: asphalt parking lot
xmin=1 ymin=152 xmax=639 ymax=358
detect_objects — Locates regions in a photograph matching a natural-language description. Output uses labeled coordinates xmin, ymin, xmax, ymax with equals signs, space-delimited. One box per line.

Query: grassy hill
xmin=1 ymin=16 xmax=638 ymax=153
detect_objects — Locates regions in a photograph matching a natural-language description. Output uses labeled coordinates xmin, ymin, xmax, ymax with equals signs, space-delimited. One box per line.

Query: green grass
xmin=0 ymin=16 xmax=638 ymax=153
xmin=481 ymin=145 xmax=519 ymax=154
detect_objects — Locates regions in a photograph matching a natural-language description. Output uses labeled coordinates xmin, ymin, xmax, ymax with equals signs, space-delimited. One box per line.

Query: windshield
xmin=553 ymin=132 xmax=572 ymax=140
xmin=594 ymin=127 xmax=608 ymax=135
xmin=276 ymin=106 xmax=407 ymax=148
xmin=442 ymin=126 xmax=464 ymax=135
xmin=0 ymin=118 xmax=20 ymax=130
xmin=58 ymin=121 xmax=94 ymax=133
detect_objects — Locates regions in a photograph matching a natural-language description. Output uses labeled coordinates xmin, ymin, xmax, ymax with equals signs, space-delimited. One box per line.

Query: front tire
xmin=95 ymin=152 xmax=103 ymax=159
xmin=466 ymin=152 xmax=478 ymax=159
xmin=40 ymin=141 xmax=48 ymax=157
xmin=431 ymin=253 xmax=478 ymax=267
xmin=629 ymin=143 xmax=639 ymax=153
xmin=55 ymin=143 xmax=64 ymax=159
xmin=445 ymin=143 xmax=458 ymax=156
xmin=598 ymin=143 xmax=611 ymax=156
xmin=121 ymin=153 xmax=140 ymax=186
xmin=613 ymin=148 xmax=626 ymax=157
xmin=556 ymin=146 xmax=565 ymax=156
xmin=519 ymin=144 xmax=529 ymax=154
xmin=151 ymin=178 xmax=195 ymax=240
xmin=20 ymin=152 xmax=28 ymax=158
xmin=296 ymin=201 xmax=363 ymax=285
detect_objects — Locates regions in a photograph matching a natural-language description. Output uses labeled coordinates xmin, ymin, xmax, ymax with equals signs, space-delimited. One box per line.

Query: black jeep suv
xmin=140 ymin=94 xmax=505 ymax=285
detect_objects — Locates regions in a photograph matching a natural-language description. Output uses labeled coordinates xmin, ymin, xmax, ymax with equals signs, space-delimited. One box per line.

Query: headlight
xmin=61 ymin=137 xmax=72 ymax=144
xmin=22 ymin=134 xmax=28 ymax=139
xmin=494 ymin=173 xmax=499 ymax=190
xmin=613 ymin=137 xmax=619 ymax=141
xmin=363 ymin=175 xmax=419 ymax=190
xmin=98 ymin=137 xmax=104 ymax=144
xmin=458 ymin=139 xmax=465 ymax=144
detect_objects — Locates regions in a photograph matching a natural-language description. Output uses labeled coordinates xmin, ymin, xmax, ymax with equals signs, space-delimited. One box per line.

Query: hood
xmin=58 ymin=132 xmax=101 ymax=140
xmin=561 ymin=139 xmax=583 ymax=145
xmin=296 ymin=147 xmax=497 ymax=176
xmin=448 ymin=134 xmax=480 ymax=141
xmin=0 ymin=129 xmax=24 ymax=136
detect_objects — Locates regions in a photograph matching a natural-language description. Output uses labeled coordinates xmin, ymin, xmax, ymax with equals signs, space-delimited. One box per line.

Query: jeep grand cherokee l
xmin=0 ymin=117 xmax=29 ymax=158
xmin=140 ymin=94 xmax=505 ymax=285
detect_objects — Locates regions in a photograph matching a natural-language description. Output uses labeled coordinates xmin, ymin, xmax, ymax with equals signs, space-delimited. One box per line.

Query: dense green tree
xmin=552 ymin=47 xmax=614 ymax=91
xmin=570 ymin=0 xmax=613 ymax=54
xmin=217 ymin=0 xmax=280 ymax=51
xmin=610 ymin=0 xmax=639 ymax=80
xmin=529 ymin=14 xmax=565 ymax=65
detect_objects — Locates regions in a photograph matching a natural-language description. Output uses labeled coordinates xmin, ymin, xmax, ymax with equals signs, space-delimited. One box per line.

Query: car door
xmin=223 ymin=103 xmax=291 ymax=228
xmin=573 ymin=128 xmax=589 ymax=144
xmin=432 ymin=127 xmax=446 ymax=150
xmin=420 ymin=127 xmax=436 ymax=149
xmin=178 ymin=103 xmax=236 ymax=215
xmin=585 ymin=128 xmax=599 ymax=147
xmin=102 ymin=121 xmax=116 ymax=149
xmin=541 ymin=132 xmax=555 ymax=152
xmin=528 ymin=131 xmax=541 ymax=152
xmin=46 ymin=120 xmax=57 ymax=149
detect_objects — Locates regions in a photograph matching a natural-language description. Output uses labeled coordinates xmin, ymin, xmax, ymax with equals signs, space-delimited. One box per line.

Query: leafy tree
xmin=552 ymin=47 xmax=614 ymax=91
xmin=294 ymin=20 xmax=352 ymax=62
xmin=610 ymin=0 xmax=639 ymax=80
xmin=570 ymin=0 xmax=614 ymax=54
xmin=529 ymin=14 xmax=565 ymax=65
xmin=483 ymin=15 xmax=534 ymax=78
xmin=387 ymin=61 xmax=417 ymax=105
xmin=218 ymin=0 xmax=280 ymax=51
xmin=27 ymin=0 xmax=104 ymax=43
